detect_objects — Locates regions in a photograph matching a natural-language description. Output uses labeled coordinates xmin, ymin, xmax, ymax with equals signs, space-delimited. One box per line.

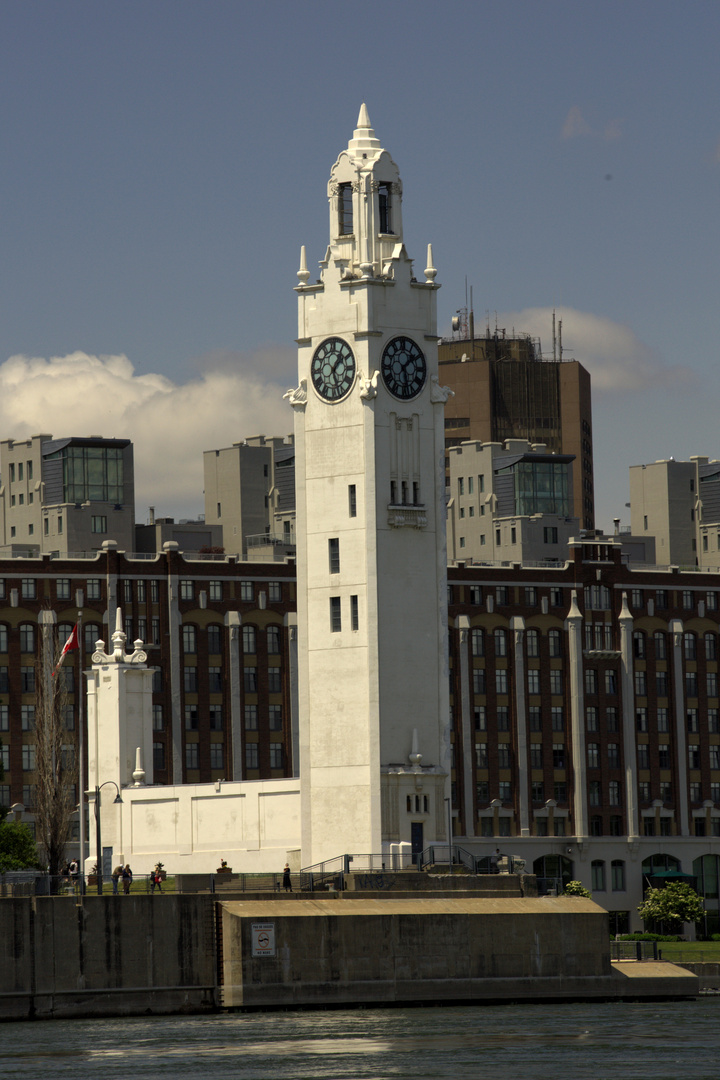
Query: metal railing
xmin=535 ymin=876 xmax=565 ymax=896
xmin=610 ymin=940 xmax=660 ymax=961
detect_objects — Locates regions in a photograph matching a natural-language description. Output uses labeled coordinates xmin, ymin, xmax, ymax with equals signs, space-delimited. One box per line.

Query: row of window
xmin=629 ymin=588 xmax=718 ymax=612
xmin=175 ymin=579 xmax=283 ymax=603
xmin=470 ymin=627 xmax=564 ymax=657
xmin=474 ymin=705 xmax=566 ymax=731
xmin=470 ymin=625 xmax=720 ymax=660
xmin=457 ymin=586 xmax=567 ymax=608
xmin=1 ymin=620 xmax=284 ymax=657
xmin=0 ymin=577 xmax=286 ymax=605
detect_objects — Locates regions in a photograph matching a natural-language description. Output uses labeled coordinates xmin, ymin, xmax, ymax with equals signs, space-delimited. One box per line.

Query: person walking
xmin=282 ymin=863 xmax=292 ymax=892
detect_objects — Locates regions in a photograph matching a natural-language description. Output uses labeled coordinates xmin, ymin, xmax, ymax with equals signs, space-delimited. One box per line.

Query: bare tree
xmin=34 ymin=623 xmax=78 ymax=877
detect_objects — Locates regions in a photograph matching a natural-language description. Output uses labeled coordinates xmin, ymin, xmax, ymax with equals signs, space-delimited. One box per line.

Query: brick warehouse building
xmin=3 ymin=535 xmax=720 ymax=930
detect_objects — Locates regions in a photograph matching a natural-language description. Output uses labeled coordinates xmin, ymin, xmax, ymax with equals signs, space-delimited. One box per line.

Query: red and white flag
xmin=52 ymin=623 xmax=79 ymax=676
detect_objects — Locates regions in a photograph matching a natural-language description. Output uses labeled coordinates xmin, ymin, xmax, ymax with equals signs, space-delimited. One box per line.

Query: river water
xmin=2 ymin=999 xmax=719 ymax=1079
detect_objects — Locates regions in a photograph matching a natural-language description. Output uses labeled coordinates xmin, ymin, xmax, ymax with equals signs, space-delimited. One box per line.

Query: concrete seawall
xmin=0 ymin=896 xmax=217 ymax=1021
xmin=219 ymin=897 xmax=698 ymax=1008
xmin=0 ymin=893 xmax=699 ymax=1020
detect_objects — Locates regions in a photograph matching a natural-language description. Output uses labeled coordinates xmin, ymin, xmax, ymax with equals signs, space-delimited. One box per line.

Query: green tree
xmin=638 ymin=882 xmax=705 ymax=932
xmin=0 ymin=821 xmax=42 ymax=872
xmin=564 ymin=880 xmax=592 ymax=898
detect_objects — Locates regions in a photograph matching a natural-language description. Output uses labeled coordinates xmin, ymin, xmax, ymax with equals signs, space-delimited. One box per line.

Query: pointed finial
xmin=297 ymin=245 xmax=310 ymax=285
xmin=132 ymin=746 xmax=146 ymax=787
xmin=348 ymin=104 xmax=381 ymax=154
xmin=567 ymin=589 xmax=583 ymax=621
xmin=115 ymin=607 xmax=123 ymax=633
xmin=424 ymin=243 xmax=437 ymax=283
xmin=357 ymin=102 xmax=372 ymax=130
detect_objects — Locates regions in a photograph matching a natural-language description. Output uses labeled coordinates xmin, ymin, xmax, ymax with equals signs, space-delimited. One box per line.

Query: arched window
xmin=532 ymin=854 xmax=574 ymax=894
xmin=706 ymin=633 xmax=718 ymax=661
xmin=19 ymin=623 xmax=35 ymax=653
xmin=591 ymin=860 xmax=606 ymax=891
xmin=471 ymin=628 xmax=484 ymax=657
xmin=494 ymin=629 xmax=506 ymax=657
xmin=548 ymin=629 xmax=562 ymax=657
xmin=611 ymin=860 xmax=626 ymax=891
xmin=526 ymin=629 xmax=539 ymax=658
xmin=654 ymin=631 xmax=667 ymax=660
xmin=590 ymin=815 xmax=603 ymax=837
xmin=242 ymin=624 xmax=257 ymax=655
xmin=0 ymin=624 xmax=9 ymax=653
xmin=633 ymin=631 xmax=646 ymax=659
xmin=684 ymin=633 xmax=697 ymax=660
xmin=182 ymin=625 xmax=197 ymax=653
xmin=693 ymin=854 xmax=720 ymax=901
xmin=641 ymin=852 xmax=681 ymax=878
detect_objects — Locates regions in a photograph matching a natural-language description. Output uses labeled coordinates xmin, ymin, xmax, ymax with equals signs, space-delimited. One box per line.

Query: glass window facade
xmin=45 ymin=444 xmax=125 ymax=503
xmin=498 ymin=459 xmax=570 ymax=517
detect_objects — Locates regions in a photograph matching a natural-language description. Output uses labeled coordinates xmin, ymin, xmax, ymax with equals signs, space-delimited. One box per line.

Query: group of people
xmin=111 ymin=864 xmax=133 ymax=894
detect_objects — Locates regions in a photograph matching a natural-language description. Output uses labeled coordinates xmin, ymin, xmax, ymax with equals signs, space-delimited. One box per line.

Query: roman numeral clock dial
xmin=381 ymin=336 xmax=427 ymax=400
xmin=310 ymin=337 xmax=356 ymax=401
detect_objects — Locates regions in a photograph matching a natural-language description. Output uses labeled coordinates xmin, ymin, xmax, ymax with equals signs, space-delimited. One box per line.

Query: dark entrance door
xmin=411 ymin=822 xmax=424 ymax=866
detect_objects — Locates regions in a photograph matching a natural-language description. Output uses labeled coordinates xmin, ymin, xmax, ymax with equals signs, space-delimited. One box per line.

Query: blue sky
xmin=1 ymin=0 xmax=718 ymax=527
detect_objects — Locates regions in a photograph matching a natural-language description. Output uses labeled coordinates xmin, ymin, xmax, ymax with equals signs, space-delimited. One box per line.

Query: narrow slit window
xmin=328 ymin=538 xmax=340 ymax=574
xmin=338 ymin=183 xmax=353 ymax=235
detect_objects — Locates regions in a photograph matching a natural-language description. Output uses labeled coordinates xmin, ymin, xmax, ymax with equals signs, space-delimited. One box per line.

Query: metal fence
xmin=610 ymin=940 xmax=660 ymax=961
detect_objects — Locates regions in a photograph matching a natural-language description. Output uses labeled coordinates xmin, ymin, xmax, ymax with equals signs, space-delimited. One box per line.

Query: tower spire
xmin=348 ymin=103 xmax=382 ymax=155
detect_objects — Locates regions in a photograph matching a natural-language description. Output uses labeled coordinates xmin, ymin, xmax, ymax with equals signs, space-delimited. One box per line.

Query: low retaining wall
xmin=677 ymin=962 xmax=720 ymax=991
xmin=219 ymin=896 xmax=697 ymax=1008
xmin=0 ymin=896 xmax=217 ymax=1021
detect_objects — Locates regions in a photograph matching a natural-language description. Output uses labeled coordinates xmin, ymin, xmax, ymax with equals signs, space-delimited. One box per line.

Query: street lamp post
xmin=94 ymin=781 xmax=123 ymax=894
xmin=445 ymin=796 xmax=453 ymax=875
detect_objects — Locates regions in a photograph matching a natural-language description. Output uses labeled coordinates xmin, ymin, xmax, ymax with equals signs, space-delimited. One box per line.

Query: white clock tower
xmin=288 ymin=106 xmax=452 ymax=867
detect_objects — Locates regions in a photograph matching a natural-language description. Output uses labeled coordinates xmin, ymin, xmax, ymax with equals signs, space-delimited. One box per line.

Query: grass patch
xmin=655 ymin=940 xmax=720 ymax=962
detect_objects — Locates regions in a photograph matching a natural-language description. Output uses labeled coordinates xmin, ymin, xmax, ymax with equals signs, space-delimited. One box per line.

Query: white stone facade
xmin=290 ymin=107 xmax=452 ymax=866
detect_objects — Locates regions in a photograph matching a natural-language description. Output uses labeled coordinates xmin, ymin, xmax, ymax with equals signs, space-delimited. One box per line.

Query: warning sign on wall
xmin=251 ymin=922 xmax=276 ymax=957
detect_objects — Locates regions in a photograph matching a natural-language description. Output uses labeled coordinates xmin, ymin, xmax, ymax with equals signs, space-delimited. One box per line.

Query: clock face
xmin=310 ymin=337 xmax=356 ymax=401
xmin=381 ymin=336 xmax=427 ymax=400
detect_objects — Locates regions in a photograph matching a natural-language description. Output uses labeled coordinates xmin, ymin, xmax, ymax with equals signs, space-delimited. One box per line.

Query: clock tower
xmin=288 ymin=106 xmax=452 ymax=867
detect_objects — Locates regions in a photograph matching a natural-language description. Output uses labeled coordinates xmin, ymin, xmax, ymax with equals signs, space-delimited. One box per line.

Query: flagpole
xmin=76 ymin=592 xmax=85 ymax=883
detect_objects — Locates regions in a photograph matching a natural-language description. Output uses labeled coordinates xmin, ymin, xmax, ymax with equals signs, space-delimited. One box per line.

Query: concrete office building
xmin=203 ymin=435 xmax=295 ymax=558
xmin=0 ymin=434 xmax=135 ymax=556
xmin=439 ymin=332 xmax=595 ymax=530
xmin=630 ymin=455 xmax=720 ymax=571
xmin=447 ymin=438 xmax=578 ymax=564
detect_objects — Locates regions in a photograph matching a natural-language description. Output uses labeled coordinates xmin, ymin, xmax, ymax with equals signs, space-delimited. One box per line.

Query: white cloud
xmin=0 ymin=350 xmax=295 ymax=520
xmin=494 ymin=307 xmax=694 ymax=393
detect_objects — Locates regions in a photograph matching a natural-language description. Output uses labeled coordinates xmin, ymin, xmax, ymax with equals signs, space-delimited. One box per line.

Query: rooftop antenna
xmin=552 ymin=310 xmax=557 ymax=363
xmin=469 ymin=285 xmax=474 ymax=357
xmin=558 ymin=318 xmax=563 ymax=361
